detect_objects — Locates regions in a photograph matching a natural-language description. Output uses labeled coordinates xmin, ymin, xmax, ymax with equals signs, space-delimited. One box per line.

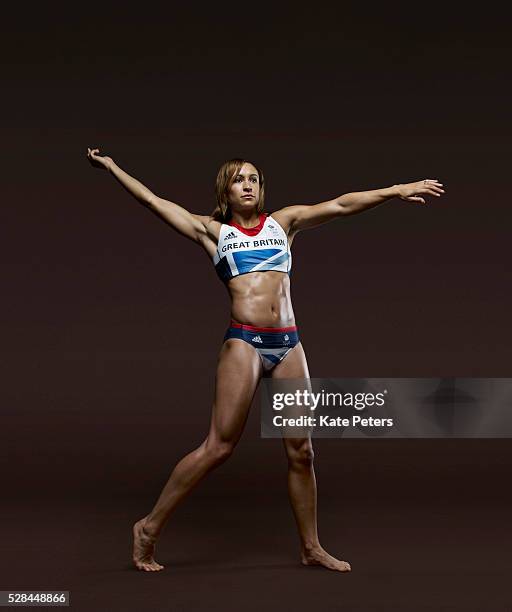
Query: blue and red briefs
xmin=223 ymin=320 xmax=299 ymax=372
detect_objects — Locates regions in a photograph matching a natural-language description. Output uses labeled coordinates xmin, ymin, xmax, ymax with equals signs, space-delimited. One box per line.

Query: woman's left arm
xmin=273 ymin=179 xmax=445 ymax=234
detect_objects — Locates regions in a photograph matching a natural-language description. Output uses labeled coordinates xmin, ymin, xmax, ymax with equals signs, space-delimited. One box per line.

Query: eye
xmin=251 ymin=177 xmax=258 ymax=183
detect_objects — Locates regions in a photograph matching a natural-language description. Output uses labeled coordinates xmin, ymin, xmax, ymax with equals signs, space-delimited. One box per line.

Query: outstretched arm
xmin=273 ymin=179 xmax=445 ymax=234
xmin=86 ymin=148 xmax=214 ymax=247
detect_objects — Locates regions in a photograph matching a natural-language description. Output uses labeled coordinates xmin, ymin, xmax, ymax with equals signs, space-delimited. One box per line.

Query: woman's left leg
xmin=271 ymin=342 xmax=351 ymax=572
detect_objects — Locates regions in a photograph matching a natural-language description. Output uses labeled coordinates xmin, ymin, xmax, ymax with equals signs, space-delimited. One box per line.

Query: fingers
xmin=424 ymin=187 xmax=444 ymax=196
xmin=419 ymin=179 xmax=445 ymax=197
xmin=405 ymin=195 xmax=426 ymax=204
xmin=422 ymin=179 xmax=444 ymax=191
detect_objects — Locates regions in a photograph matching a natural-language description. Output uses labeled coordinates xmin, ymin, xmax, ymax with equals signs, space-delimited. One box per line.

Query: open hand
xmin=87 ymin=147 xmax=113 ymax=171
xmin=397 ymin=179 xmax=445 ymax=204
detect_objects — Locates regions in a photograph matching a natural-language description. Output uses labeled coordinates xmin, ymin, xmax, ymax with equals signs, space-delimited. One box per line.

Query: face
xmin=227 ymin=162 xmax=260 ymax=212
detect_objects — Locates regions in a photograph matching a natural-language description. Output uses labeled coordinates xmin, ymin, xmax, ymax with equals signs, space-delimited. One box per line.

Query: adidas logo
xmin=225 ymin=231 xmax=237 ymax=240
xmin=251 ymin=335 xmax=263 ymax=344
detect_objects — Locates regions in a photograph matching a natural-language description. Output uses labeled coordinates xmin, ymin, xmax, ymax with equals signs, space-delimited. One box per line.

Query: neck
xmin=230 ymin=210 xmax=262 ymax=228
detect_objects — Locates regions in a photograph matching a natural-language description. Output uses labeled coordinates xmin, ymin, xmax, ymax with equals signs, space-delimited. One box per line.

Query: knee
xmin=204 ymin=440 xmax=235 ymax=466
xmin=288 ymin=444 xmax=314 ymax=469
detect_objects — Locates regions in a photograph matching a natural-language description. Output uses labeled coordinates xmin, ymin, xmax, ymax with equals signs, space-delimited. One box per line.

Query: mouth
xmin=242 ymin=195 xmax=254 ymax=199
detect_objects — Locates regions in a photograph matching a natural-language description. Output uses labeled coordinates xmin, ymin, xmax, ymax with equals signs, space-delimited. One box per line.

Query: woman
xmin=87 ymin=148 xmax=444 ymax=572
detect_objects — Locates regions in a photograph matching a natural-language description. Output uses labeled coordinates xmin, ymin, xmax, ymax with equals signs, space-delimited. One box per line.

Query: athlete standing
xmin=87 ymin=148 xmax=444 ymax=572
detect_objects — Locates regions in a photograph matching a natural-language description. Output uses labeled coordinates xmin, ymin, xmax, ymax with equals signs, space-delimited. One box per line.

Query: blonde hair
xmin=212 ymin=158 xmax=265 ymax=222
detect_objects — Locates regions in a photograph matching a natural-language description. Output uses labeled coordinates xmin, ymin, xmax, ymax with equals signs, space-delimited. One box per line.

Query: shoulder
xmin=190 ymin=215 xmax=223 ymax=256
xmin=193 ymin=214 xmax=222 ymax=238
xmin=267 ymin=206 xmax=302 ymax=235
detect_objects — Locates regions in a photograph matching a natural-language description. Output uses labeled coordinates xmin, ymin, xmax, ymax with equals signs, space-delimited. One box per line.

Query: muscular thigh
xmin=271 ymin=342 xmax=313 ymax=454
xmin=208 ymin=339 xmax=263 ymax=445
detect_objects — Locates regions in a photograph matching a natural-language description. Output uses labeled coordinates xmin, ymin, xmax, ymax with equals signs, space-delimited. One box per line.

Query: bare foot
xmin=132 ymin=517 xmax=164 ymax=572
xmin=301 ymin=546 xmax=351 ymax=572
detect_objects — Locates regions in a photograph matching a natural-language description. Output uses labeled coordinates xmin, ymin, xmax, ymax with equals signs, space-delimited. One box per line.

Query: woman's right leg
xmin=132 ymin=338 xmax=262 ymax=571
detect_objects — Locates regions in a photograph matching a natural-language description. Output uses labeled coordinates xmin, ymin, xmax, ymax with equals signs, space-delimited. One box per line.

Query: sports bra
xmin=212 ymin=213 xmax=292 ymax=283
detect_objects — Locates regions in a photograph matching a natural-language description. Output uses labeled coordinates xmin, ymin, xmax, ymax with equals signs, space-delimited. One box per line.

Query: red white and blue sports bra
xmin=212 ymin=213 xmax=292 ymax=283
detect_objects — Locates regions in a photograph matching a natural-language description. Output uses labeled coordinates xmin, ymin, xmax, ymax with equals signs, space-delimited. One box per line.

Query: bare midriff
xmin=227 ymin=271 xmax=296 ymax=328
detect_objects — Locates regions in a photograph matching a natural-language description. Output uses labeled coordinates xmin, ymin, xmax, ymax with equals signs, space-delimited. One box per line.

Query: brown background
xmin=2 ymin=3 xmax=511 ymax=611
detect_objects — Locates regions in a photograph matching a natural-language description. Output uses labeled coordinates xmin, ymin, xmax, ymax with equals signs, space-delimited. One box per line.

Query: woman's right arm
xmin=87 ymin=148 xmax=215 ymax=248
